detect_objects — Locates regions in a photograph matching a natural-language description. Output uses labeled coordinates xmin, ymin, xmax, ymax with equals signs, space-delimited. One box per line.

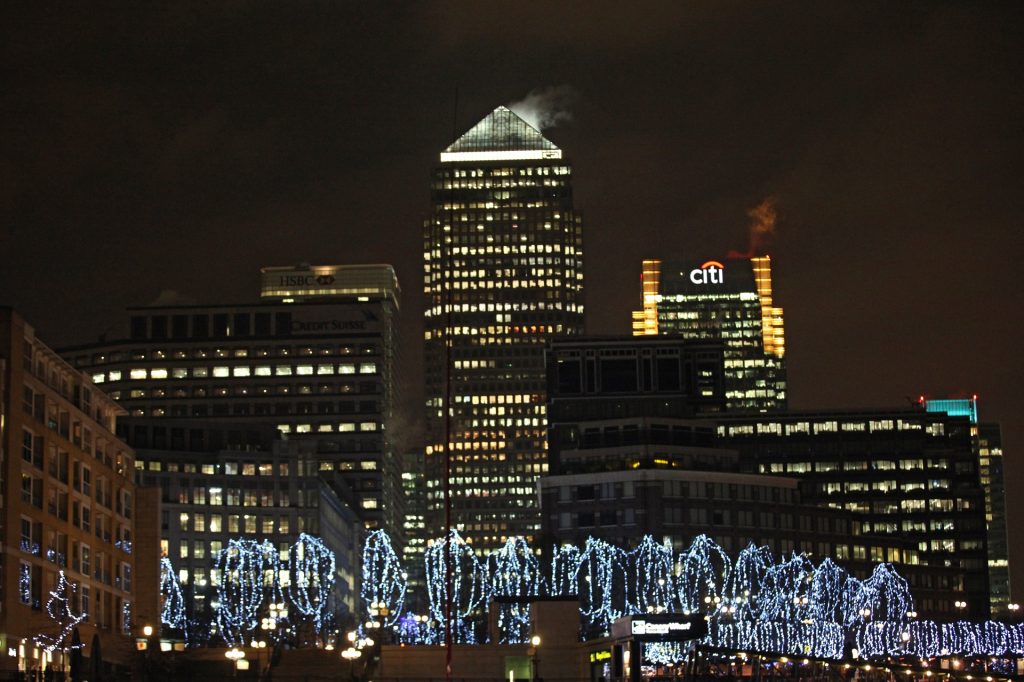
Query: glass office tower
xmin=633 ymin=256 xmax=786 ymax=412
xmin=423 ymin=106 xmax=584 ymax=550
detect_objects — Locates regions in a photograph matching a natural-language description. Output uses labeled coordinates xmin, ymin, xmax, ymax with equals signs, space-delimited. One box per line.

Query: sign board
xmin=689 ymin=260 xmax=725 ymax=285
xmin=287 ymin=308 xmax=380 ymax=335
xmin=611 ymin=613 xmax=708 ymax=643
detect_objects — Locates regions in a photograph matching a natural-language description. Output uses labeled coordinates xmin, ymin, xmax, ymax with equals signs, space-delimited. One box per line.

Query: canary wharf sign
xmin=611 ymin=613 xmax=708 ymax=643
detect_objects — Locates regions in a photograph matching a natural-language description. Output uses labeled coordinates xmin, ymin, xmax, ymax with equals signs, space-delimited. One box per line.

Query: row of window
xmin=21 ymin=431 xmax=133 ymax=518
xmin=22 ymin=387 xmax=129 ymax=473
xmin=80 ymin=343 xmax=379 ymax=364
xmin=720 ymin=419 xmax=946 ymax=437
xmin=92 ymin=362 xmax=378 ymax=384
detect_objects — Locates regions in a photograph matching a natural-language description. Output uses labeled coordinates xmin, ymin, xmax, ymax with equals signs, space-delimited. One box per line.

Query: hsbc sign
xmin=689 ymin=260 xmax=725 ymax=285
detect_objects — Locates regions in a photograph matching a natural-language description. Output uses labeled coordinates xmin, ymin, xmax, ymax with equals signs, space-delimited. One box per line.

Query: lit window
xmin=232 ymin=367 xmax=251 ymax=377
xmin=255 ymin=366 xmax=271 ymax=376
xmin=338 ymin=364 xmax=356 ymax=374
xmin=129 ymin=369 xmax=146 ymax=380
xmin=296 ymin=365 xmax=313 ymax=375
xmin=108 ymin=370 xmax=122 ymax=381
xmin=359 ymin=421 xmax=378 ymax=432
xmin=213 ymin=367 xmax=229 ymax=378
xmin=275 ymin=366 xmax=292 ymax=376
xmin=338 ymin=423 xmax=355 ymax=432
xmin=151 ymin=368 xmax=168 ymax=379
xmin=359 ymin=363 xmax=376 ymax=374
xmin=92 ymin=373 xmax=105 ymax=384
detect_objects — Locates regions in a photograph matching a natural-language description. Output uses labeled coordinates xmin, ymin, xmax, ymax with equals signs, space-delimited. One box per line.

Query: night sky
xmin=3 ymin=3 xmax=1023 ymax=596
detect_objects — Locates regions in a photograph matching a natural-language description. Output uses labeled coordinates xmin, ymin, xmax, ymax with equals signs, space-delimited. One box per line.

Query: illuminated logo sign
xmin=276 ymin=274 xmax=337 ymax=287
xmin=689 ymin=260 xmax=725 ymax=285
xmin=590 ymin=650 xmax=612 ymax=663
xmin=291 ymin=319 xmax=367 ymax=333
xmin=621 ymin=614 xmax=708 ymax=642
xmin=631 ymin=619 xmax=693 ymax=637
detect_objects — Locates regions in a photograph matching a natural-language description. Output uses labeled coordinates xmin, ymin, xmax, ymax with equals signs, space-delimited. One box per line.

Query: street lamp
xmin=530 ymin=635 xmax=541 ymax=681
xmin=225 ymin=647 xmax=246 ymax=679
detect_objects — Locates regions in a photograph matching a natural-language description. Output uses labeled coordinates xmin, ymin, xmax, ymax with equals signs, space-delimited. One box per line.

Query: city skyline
xmin=2 ymin=3 xmax=1022 ymax=594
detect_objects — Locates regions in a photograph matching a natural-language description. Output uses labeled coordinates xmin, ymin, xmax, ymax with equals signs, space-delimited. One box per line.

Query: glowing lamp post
xmin=225 ymin=647 xmax=246 ymax=679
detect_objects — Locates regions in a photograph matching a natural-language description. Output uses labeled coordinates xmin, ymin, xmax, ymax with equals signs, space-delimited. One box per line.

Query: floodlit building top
xmin=440 ymin=105 xmax=562 ymax=162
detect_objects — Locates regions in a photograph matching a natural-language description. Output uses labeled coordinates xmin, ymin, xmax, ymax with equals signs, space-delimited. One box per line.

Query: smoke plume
xmin=508 ymin=85 xmax=579 ymax=131
xmin=729 ymin=196 xmax=778 ymax=258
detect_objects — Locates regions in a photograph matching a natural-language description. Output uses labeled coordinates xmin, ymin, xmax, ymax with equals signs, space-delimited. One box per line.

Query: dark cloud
xmin=2 ymin=1 xmax=1023 ymax=590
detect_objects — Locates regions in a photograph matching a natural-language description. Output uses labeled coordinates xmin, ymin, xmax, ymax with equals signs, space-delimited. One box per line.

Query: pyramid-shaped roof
xmin=441 ymin=106 xmax=562 ymax=162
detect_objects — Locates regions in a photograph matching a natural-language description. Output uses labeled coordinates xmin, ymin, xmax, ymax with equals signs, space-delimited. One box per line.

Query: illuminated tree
xmin=159 ymin=556 xmax=188 ymax=633
xmin=287 ymin=534 xmax=336 ymax=637
xmin=361 ymin=530 xmax=404 ymax=628
xmin=215 ymin=539 xmax=268 ymax=645
xmin=424 ymin=530 xmax=487 ymax=643
xmin=488 ymin=536 xmax=539 ymax=642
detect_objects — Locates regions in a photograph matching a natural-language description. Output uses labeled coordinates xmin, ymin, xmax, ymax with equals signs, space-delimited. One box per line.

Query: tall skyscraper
xmin=423 ymin=106 xmax=584 ymax=549
xmin=632 ymin=256 xmax=786 ymax=412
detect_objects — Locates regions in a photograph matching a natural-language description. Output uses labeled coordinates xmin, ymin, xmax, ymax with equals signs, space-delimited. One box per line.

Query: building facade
xmin=717 ymin=408 xmax=990 ymax=618
xmin=401 ymin=449 xmax=427 ymax=610
xmin=423 ymin=106 xmax=585 ymax=549
xmin=632 ymin=257 xmax=786 ymax=412
xmin=130 ymin=423 xmax=363 ymax=629
xmin=60 ymin=264 xmax=402 ymax=542
xmin=542 ymin=337 xmax=959 ymax=619
xmin=0 ymin=309 xmax=150 ymax=677
xmin=924 ymin=397 xmax=1011 ymax=614
xmin=545 ymin=336 xmax=726 ymax=474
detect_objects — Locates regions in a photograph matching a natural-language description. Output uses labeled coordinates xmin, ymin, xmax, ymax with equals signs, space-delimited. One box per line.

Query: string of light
xmin=160 ymin=535 xmax=337 ymax=645
xmin=34 ymin=570 xmax=86 ymax=654
xmin=369 ymin=532 xmax=1024 ymax=659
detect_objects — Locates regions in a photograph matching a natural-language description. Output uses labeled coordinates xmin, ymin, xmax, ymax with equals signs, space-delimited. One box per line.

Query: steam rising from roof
xmin=729 ymin=197 xmax=779 ymax=259
xmin=508 ymin=85 xmax=579 ymax=131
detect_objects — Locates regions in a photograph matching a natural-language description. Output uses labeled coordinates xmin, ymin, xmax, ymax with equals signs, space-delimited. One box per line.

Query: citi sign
xmin=689 ymin=260 xmax=725 ymax=285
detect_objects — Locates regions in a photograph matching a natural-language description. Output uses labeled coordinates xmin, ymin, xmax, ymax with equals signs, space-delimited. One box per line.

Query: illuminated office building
xmin=60 ymin=264 xmax=402 ymax=542
xmin=924 ymin=396 xmax=1011 ymax=614
xmin=423 ymin=106 xmax=584 ymax=549
xmin=632 ymin=256 xmax=786 ymax=412
xmin=541 ymin=337 xmax=961 ymax=620
xmin=717 ymin=407 xmax=990 ymax=618
xmin=0 ymin=308 xmax=155 ymax=677
xmin=130 ymin=422 xmax=362 ymax=624
xmin=401 ymin=449 xmax=427 ymax=609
